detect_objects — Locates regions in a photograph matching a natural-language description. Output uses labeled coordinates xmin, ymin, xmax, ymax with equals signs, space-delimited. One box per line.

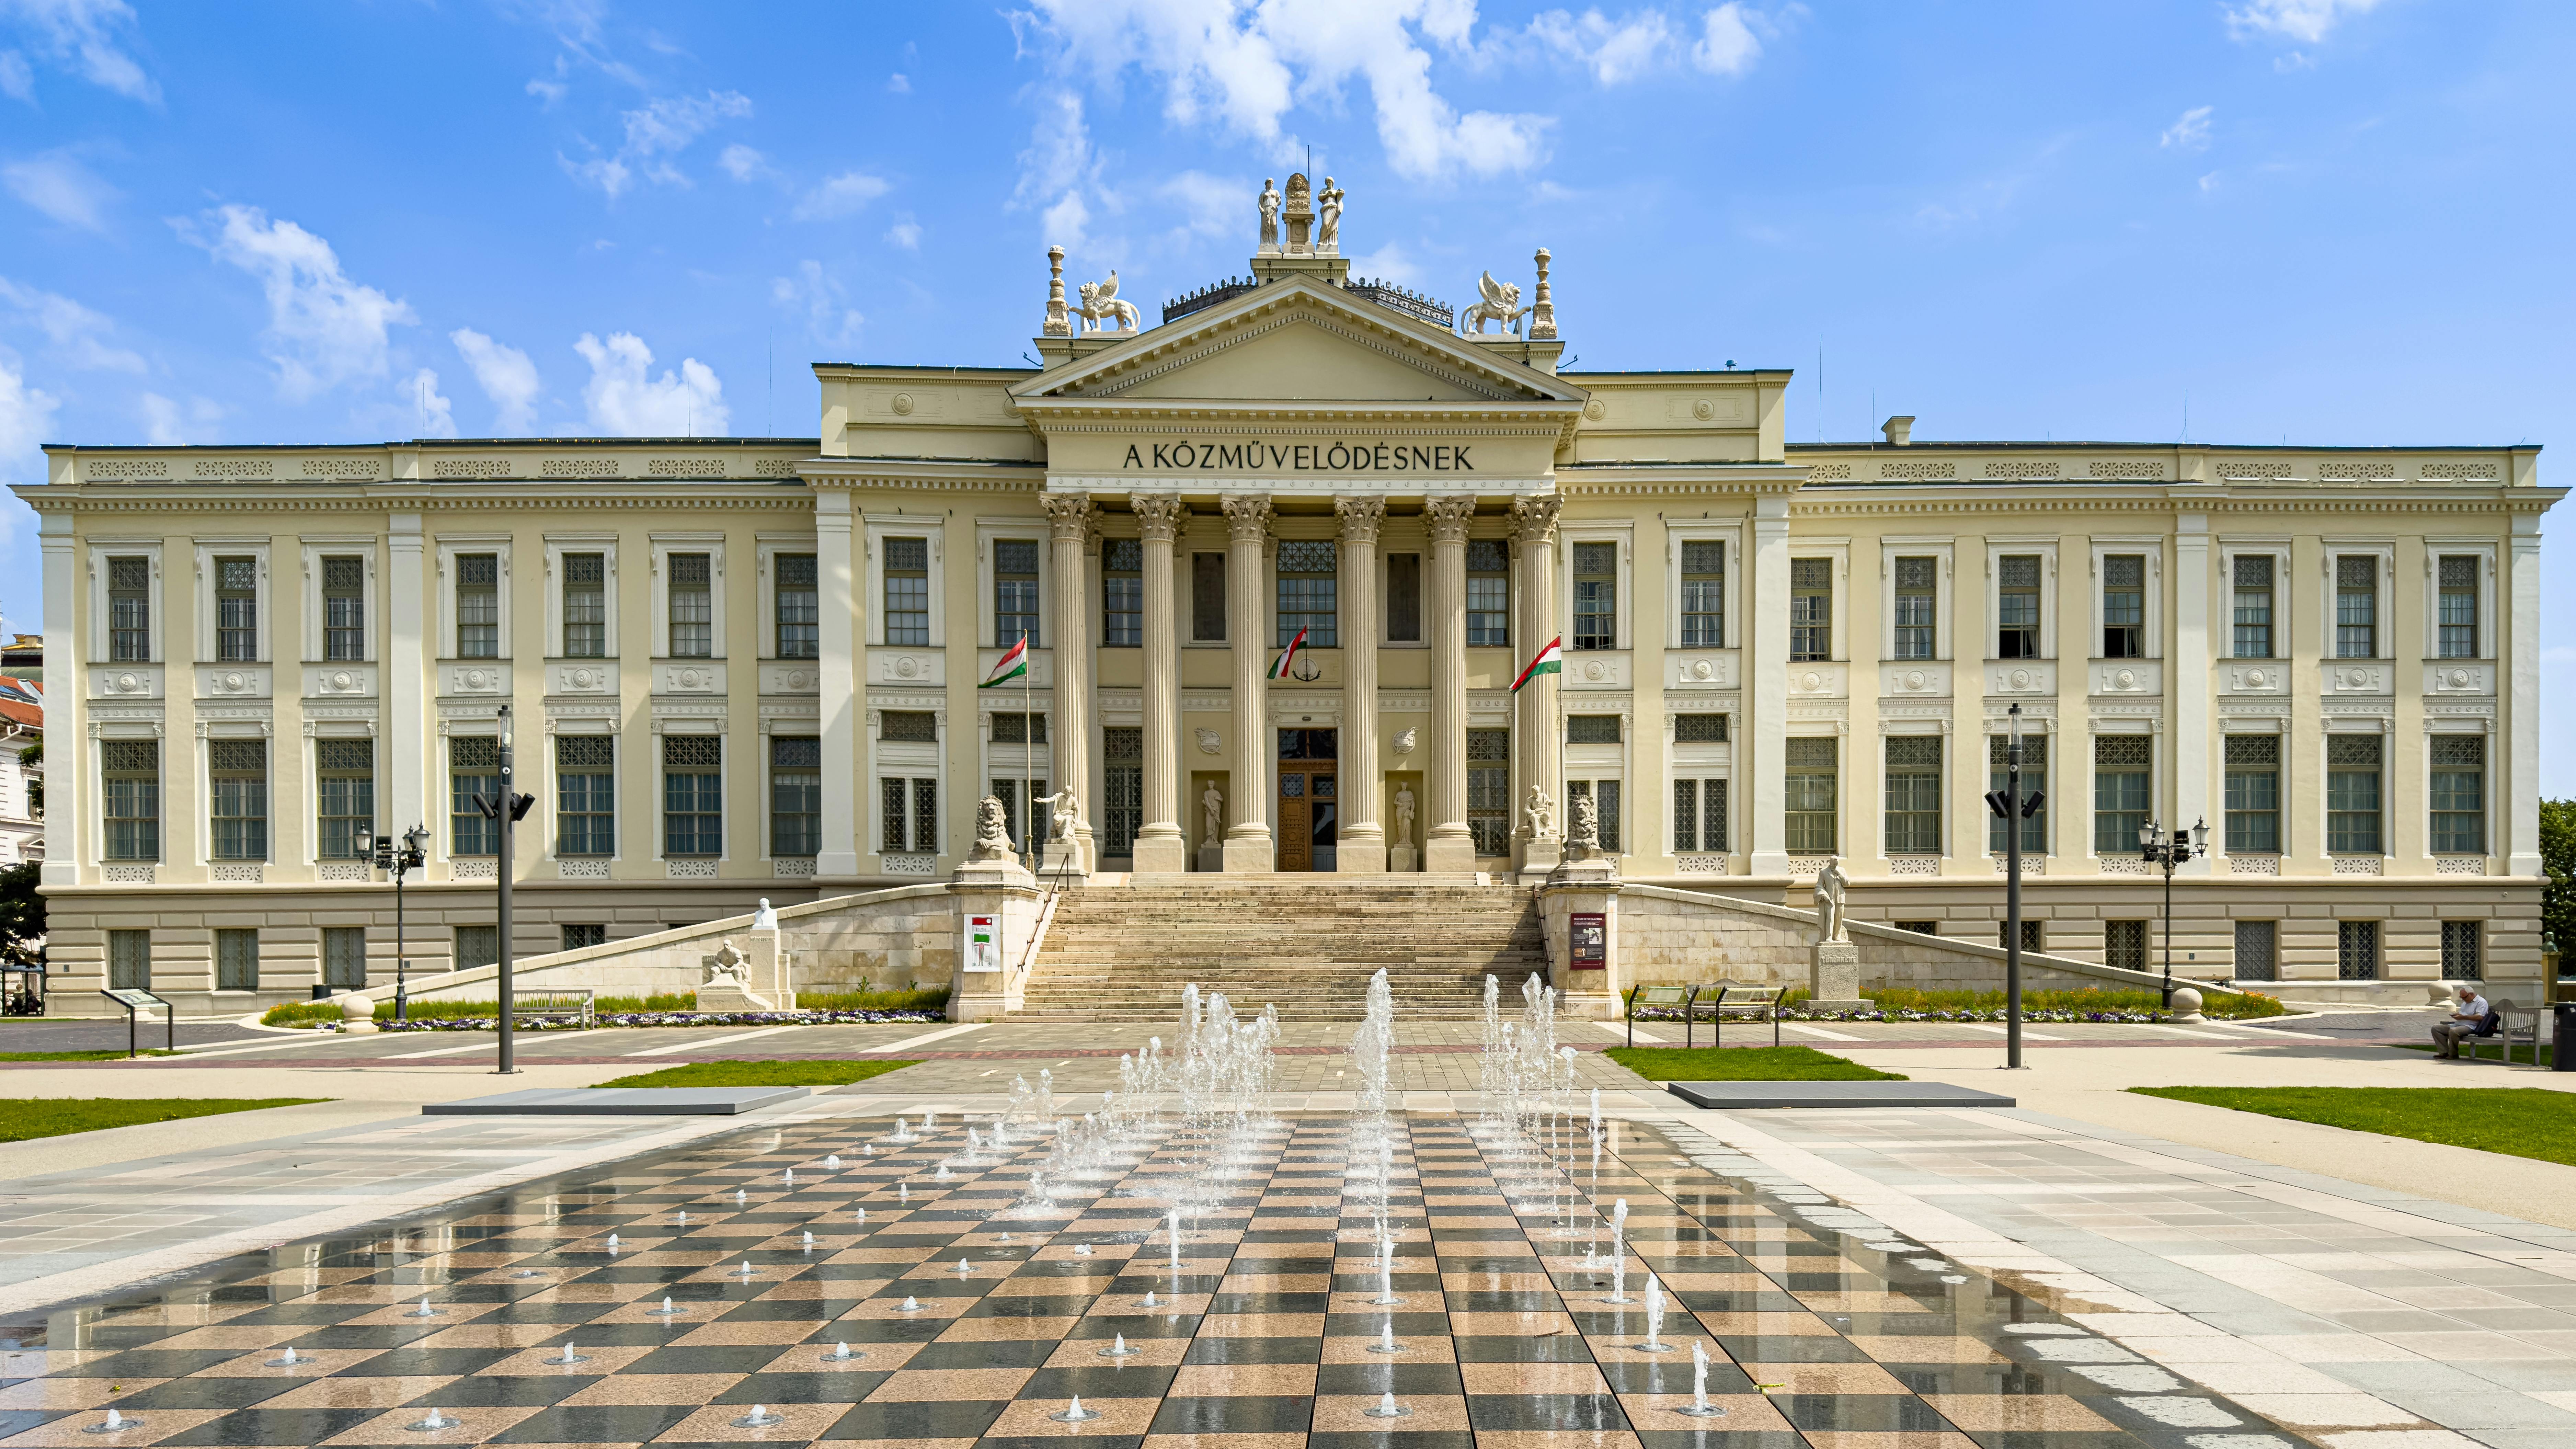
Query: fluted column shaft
xmin=1335 ymin=497 xmax=1387 ymax=873
xmin=1129 ymin=495 xmax=1190 ymax=873
xmin=1042 ymin=495 xmax=1096 ymax=869
xmin=1221 ymin=495 xmax=1275 ymax=872
xmin=815 ymin=492 xmax=861 ymax=877
xmin=1511 ymin=496 xmax=1562 ymax=873
xmin=1423 ymin=496 xmax=1478 ymax=872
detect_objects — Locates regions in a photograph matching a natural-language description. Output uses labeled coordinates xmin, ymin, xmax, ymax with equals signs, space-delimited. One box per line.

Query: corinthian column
xmin=1335 ymin=496 xmax=1387 ymax=873
xmin=1221 ymin=494 xmax=1275 ymax=873
xmin=1041 ymin=494 xmax=1096 ymax=870
xmin=1129 ymin=494 xmax=1190 ymax=874
xmin=1423 ymin=495 xmax=1479 ymax=873
xmin=1511 ymin=495 xmax=1562 ymax=877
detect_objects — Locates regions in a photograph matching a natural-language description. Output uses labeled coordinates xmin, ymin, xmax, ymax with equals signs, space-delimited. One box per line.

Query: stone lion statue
xmin=1459 ymin=270 xmax=1528 ymax=336
xmin=1074 ymin=272 xmax=1141 ymax=332
xmin=966 ymin=795 xmax=1014 ymax=863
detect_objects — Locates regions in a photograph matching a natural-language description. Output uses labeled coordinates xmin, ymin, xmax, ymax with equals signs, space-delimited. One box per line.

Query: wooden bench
xmin=506 ymin=990 xmax=596 ymax=1026
xmin=1624 ymin=982 xmax=1788 ymax=1049
xmin=2462 ymin=998 xmax=2541 ymax=1065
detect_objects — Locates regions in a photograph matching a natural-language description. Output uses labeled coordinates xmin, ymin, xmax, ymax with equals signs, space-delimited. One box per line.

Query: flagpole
xmin=1021 ymin=628 xmax=1033 ymax=870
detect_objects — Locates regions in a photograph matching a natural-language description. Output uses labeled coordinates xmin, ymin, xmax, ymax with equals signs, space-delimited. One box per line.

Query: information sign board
xmin=1570 ymin=912 xmax=1607 ymax=969
xmin=965 ymin=914 xmax=1001 ymax=972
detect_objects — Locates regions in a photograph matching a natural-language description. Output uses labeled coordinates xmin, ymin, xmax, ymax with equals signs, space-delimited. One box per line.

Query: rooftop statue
xmin=1073 ymin=271 xmax=1140 ymax=332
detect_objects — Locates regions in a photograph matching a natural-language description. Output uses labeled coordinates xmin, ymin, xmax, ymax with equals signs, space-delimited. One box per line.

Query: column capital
xmin=1041 ymin=493 xmax=1094 ymax=542
xmin=1422 ymin=495 xmax=1477 ymax=544
xmin=1333 ymin=494 xmax=1388 ymax=544
xmin=1127 ymin=494 xmax=1191 ymax=541
xmin=1220 ymin=493 xmax=1274 ymax=543
xmin=1509 ymin=494 xmax=1561 ymax=544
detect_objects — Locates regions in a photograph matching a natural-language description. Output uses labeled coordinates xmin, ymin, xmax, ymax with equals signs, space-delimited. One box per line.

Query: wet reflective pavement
xmin=0 ymin=1111 xmax=2313 ymax=1448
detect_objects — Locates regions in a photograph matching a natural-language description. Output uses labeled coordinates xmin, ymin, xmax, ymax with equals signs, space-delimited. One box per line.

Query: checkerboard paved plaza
xmin=0 ymin=1108 xmax=2301 ymax=1449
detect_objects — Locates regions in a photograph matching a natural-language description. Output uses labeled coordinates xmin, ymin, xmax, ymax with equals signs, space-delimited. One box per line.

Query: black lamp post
xmin=2139 ymin=817 xmax=2210 ymax=1008
xmin=1983 ymin=703 xmax=2046 ymax=1069
xmin=472 ymin=705 xmax=535 ymax=1075
xmin=357 ymin=822 xmax=430 ymax=1022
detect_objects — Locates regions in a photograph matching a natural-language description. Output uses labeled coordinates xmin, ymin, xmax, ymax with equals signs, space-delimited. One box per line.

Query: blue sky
xmin=2 ymin=0 xmax=2571 ymax=784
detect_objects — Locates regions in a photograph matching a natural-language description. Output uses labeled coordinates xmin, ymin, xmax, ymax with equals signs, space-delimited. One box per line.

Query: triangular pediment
xmin=1011 ymin=277 xmax=1581 ymax=408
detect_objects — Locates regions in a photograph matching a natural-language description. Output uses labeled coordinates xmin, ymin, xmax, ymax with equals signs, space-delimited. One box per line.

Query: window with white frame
xmin=881 ymin=775 xmax=938 ymax=854
xmin=1785 ymin=737 xmax=1837 ymax=853
xmin=1467 ymin=540 xmax=1509 ymax=648
xmin=995 ymin=539 xmax=1042 ymax=647
xmin=2334 ymin=556 xmax=2378 ymax=659
xmin=1102 ymin=540 xmax=1142 ymax=648
xmin=556 ymin=736 xmax=615 ymax=856
xmin=1276 ymin=540 xmax=1338 ymax=648
xmin=1564 ymin=777 xmax=1619 ymax=854
xmin=449 ymin=737 xmax=498 ymax=857
xmin=209 ymin=740 xmax=267 ymax=860
xmin=315 ymin=739 xmax=373 ymax=861
xmin=1680 ymin=540 xmax=1725 ymax=647
xmin=322 ymin=557 xmax=366 ymax=662
xmin=2430 ymin=735 xmax=2484 ymax=854
xmin=456 ymin=554 xmax=500 ymax=658
xmin=2232 ymin=555 xmax=2276 ymax=659
xmin=214 ymin=556 xmax=259 ymax=662
xmin=1571 ymin=542 xmax=1617 ymax=650
xmin=770 ymin=737 xmax=820 ymax=857
xmin=2327 ymin=735 xmax=2381 ymax=853
xmin=2094 ymin=736 xmax=2151 ymax=854
xmin=667 ymin=553 xmax=713 ymax=658
xmin=1790 ymin=559 xmax=1832 ymax=661
xmin=775 ymin=554 xmax=818 ymax=659
xmin=2223 ymin=734 xmax=2280 ymax=854
xmin=1989 ymin=734 xmax=2046 ymax=854
xmin=101 ymin=740 xmax=159 ymax=861
xmin=562 ymin=553 xmax=607 ymax=658
xmin=1468 ymin=728 xmax=1512 ymax=855
xmin=107 ymin=557 xmax=152 ymax=662
xmin=1672 ymin=777 xmax=1727 ymax=853
xmin=884 ymin=537 xmax=930 ymax=646
xmin=1884 ymin=736 xmax=1942 ymax=855
xmin=2101 ymin=554 xmax=2145 ymax=659
xmin=2437 ymin=556 xmax=2480 ymax=657
xmin=1996 ymin=555 xmax=2042 ymax=659
xmin=662 ymin=736 xmax=721 ymax=856
xmin=1892 ymin=557 xmax=1936 ymax=660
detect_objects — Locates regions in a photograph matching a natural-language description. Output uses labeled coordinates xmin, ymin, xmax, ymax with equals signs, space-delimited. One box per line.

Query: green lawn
xmin=596 ymin=1059 xmax=922 ymax=1089
xmin=2129 ymin=1086 xmax=2576 ymax=1169
xmin=2394 ymin=1042 xmax=2556 ymax=1068
xmin=0 ymin=1098 xmax=328 ymax=1143
xmin=1603 ymin=1046 xmax=1906 ymax=1082
xmin=0 ymin=1049 xmax=183 ymax=1061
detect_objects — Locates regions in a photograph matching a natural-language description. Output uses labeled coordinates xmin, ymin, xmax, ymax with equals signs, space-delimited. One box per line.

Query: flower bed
xmin=1627 ymin=984 xmax=2285 ymax=1026
xmin=370 ymin=1008 xmax=945 ymax=1032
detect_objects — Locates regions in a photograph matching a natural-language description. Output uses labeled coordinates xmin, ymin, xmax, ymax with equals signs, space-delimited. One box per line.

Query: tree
xmin=2543 ymin=799 xmax=2576 ymax=960
xmin=0 ymin=862 xmax=41 ymax=967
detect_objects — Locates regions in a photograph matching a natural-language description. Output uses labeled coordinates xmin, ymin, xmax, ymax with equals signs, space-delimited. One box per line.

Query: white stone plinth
xmin=1808 ymin=940 xmax=1863 ymax=1013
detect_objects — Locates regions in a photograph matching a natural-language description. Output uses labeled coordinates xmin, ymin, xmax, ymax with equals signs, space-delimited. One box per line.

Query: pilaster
xmin=2172 ymin=511 xmax=2213 ymax=876
xmin=1747 ymin=497 xmax=1791 ymax=873
xmin=1423 ymin=495 xmax=1478 ymax=873
xmin=2507 ymin=513 xmax=2543 ymax=877
xmin=37 ymin=511 xmax=73 ymax=887
xmin=385 ymin=512 xmax=427 ymax=871
xmin=815 ymin=492 xmax=861 ymax=877
xmin=1130 ymin=494 xmax=1190 ymax=874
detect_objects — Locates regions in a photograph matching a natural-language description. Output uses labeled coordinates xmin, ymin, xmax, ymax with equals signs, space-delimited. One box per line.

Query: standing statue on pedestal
xmin=1316 ymin=177 xmax=1343 ymax=253
xmin=1257 ymin=179 xmax=1281 ymax=251
xmin=1393 ymin=785 xmax=1416 ymax=847
xmin=1814 ymin=856 xmax=1850 ymax=943
xmin=1202 ymin=782 xmax=1224 ymax=842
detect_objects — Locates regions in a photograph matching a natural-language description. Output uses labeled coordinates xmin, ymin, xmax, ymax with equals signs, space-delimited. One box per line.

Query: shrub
xmin=264 ymin=986 xmax=950 ymax=1029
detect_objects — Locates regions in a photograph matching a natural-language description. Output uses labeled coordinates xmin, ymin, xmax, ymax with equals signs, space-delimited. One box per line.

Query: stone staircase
xmin=1012 ymin=878 xmax=1547 ymax=1020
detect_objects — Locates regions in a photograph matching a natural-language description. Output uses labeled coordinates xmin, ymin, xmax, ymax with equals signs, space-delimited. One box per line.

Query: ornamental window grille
xmin=1383 ymin=553 xmax=1419 ymax=643
xmin=556 ymin=736 xmax=615 ymax=857
xmin=561 ymin=923 xmax=608 ymax=951
xmin=322 ymin=927 xmax=367 ymax=990
xmin=1672 ymin=778 xmax=1728 ymax=853
xmin=2223 ymin=734 xmax=2281 ymax=854
xmin=881 ymin=711 xmax=937 ymax=744
xmin=1467 ymin=728 xmax=1511 ymax=855
xmin=562 ymin=553 xmax=606 ymax=658
xmin=2430 ymin=734 xmax=2485 ymax=854
xmin=322 ymin=557 xmax=366 ymax=661
xmin=1673 ymin=713 xmax=1728 ymax=743
xmin=988 ymin=779 xmax=1050 ymax=853
xmin=2093 ymin=735 xmax=2152 ymax=855
xmin=881 ymin=776 xmax=938 ymax=854
xmin=1567 ymin=715 xmax=1621 ymax=744
xmin=2337 ymin=919 xmax=2380 ymax=980
xmin=1884 ymin=735 xmax=1942 ymax=855
xmin=2232 ymin=555 xmax=2275 ymax=659
xmin=2327 ymin=734 xmax=2382 ymax=854
xmin=2101 ymin=554 xmax=2145 ymax=658
xmin=1892 ymin=556 xmax=1936 ymax=660
xmin=883 ymin=537 xmax=930 ymax=646
xmin=2437 ymin=556 xmax=2480 ymax=658
xmin=1790 ymin=558 xmax=1833 ymax=661
xmin=219 ymin=928 xmax=263 ymax=991
xmin=1996 ymin=555 xmax=2042 ymax=659
xmin=2441 ymin=921 xmax=2482 ymax=981
xmin=1988 ymin=733 xmax=2047 ymax=854
xmin=208 ymin=739 xmax=268 ymax=861
xmin=1102 ymin=726 xmax=1143 ymax=858
xmin=661 ymin=735 xmax=722 ymax=856
xmin=1275 ymin=540 xmax=1338 ymax=647
xmin=1785 ymin=737 xmax=1837 ymax=853
xmin=1572 ymin=542 xmax=1618 ymax=651
xmin=667 ymin=553 xmax=712 ymax=658
xmin=454 ymin=925 xmax=497 ymax=972
xmin=449 ymin=736 xmax=497 ymax=857
xmin=1101 ymin=539 xmax=1142 ymax=648
xmin=1467 ymin=539 xmax=1509 ymax=648
xmin=456 ymin=554 xmax=500 ymax=658
xmin=994 ymin=539 xmax=1041 ymax=648
xmin=108 ymin=929 xmax=150 ymax=989
xmin=2000 ymin=920 xmax=2045 ymax=953
xmin=2105 ymin=919 xmax=2148 ymax=974
xmin=315 ymin=739 xmax=374 ymax=861
xmin=1566 ymin=779 xmax=1621 ymax=854
xmin=2335 ymin=556 xmax=2378 ymax=659
xmin=989 ymin=712 xmax=1047 ymax=744
xmin=775 ymin=554 xmax=818 ymax=659
xmin=1681 ymin=541 xmax=1726 ymax=648
xmin=769 ymin=736 xmax=820 ymax=857
xmin=2234 ymin=921 xmax=2278 ymax=981
xmin=103 ymin=740 xmax=160 ymax=861
xmin=215 ymin=556 xmax=259 ymax=662
xmin=108 ymin=557 xmax=151 ymax=661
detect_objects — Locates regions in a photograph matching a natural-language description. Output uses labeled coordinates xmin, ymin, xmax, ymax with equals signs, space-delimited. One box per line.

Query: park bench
xmin=507 ymin=990 xmax=596 ymax=1026
xmin=1625 ymin=982 xmax=1788 ymax=1049
xmin=2461 ymin=997 xmax=2541 ymax=1065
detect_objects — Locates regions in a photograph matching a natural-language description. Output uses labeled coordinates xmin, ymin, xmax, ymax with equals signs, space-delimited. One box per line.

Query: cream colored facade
xmin=22 ymin=188 xmax=2563 ymax=1012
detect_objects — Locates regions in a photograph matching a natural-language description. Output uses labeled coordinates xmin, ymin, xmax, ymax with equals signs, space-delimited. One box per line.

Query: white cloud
xmin=138 ymin=391 xmax=220 ymax=446
xmin=2198 ymin=171 xmax=2220 ymax=193
xmin=182 ymin=204 xmax=416 ymax=403
xmin=792 ymin=170 xmax=891 ymax=221
xmin=1348 ymin=240 xmax=1423 ymax=285
xmin=563 ymin=88 xmax=753 ymax=197
xmin=886 ymin=72 xmax=909 ymax=93
xmin=1530 ymin=9 xmax=1674 ymax=85
xmin=885 ymin=216 xmax=921 ymax=249
xmin=1044 ymin=190 xmax=1094 ymax=252
xmin=1691 ymin=3 xmax=1761 ymax=75
xmin=526 ymin=76 xmax=567 ymax=105
xmin=1157 ymin=170 xmax=1242 ymax=239
xmin=771 ymin=261 xmax=864 ymax=348
xmin=717 ymin=143 xmax=768 ymax=182
xmin=400 ymin=368 xmax=455 ymax=438
xmin=0 ymin=0 xmax=157 ymax=103
xmin=449 ymin=327 xmax=542 ymax=434
xmin=2160 ymin=104 xmax=2213 ymax=151
xmin=2225 ymin=0 xmax=2383 ymax=44
xmin=572 ymin=331 xmax=728 ymax=436
xmin=0 ymin=349 xmax=57 ymax=481
xmin=0 ymin=275 xmax=144 ymax=372
xmin=2 ymin=150 xmax=115 ymax=231
xmin=0 ymin=49 xmax=30 ymax=101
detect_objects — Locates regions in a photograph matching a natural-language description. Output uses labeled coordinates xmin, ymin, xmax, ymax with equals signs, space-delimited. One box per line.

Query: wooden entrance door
xmin=1276 ymin=728 xmax=1338 ymax=872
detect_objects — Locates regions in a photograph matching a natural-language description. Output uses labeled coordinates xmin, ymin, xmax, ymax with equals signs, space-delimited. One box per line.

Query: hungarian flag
xmin=1511 ymin=635 xmax=1563 ymax=693
xmin=980 ymin=636 xmax=1029 ymax=689
xmin=1268 ymin=627 xmax=1309 ymax=680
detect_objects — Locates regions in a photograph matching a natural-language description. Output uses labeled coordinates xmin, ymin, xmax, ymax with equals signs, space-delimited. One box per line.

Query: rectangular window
xmin=2335 ymin=556 xmax=2378 ymax=659
xmin=562 ymin=553 xmax=606 ymax=658
xmin=2104 ymin=919 xmax=2148 ymax=974
xmin=1384 ymin=552 xmax=1419 ymax=643
xmin=2441 ymin=921 xmax=2482 ymax=981
xmin=562 ymin=923 xmax=608 ymax=951
xmin=1999 ymin=920 xmax=2046 ymax=955
xmin=1567 ymin=715 xmax=1621 ymax=745
xmin=102 ymin=740 xmax=160 ymax=861
xmin=2232 ymin=554 xmax=2274 ymax=659
xmin=1275 ymin=539 xmax=1338 ymax=648
xmin=769 ymin=736 xmax=820 ymax=858
xmin=315 ymin=739 xmax=374 ymax=861
xmin=1790 ymin=558 xmax=1833 ymax=661
xmin=1467 ymin=728 xmax=1511 ymax=856
xmin=1884 ymin=736 xmax=1942 ymax=855
xmin=456 ymin=553 xmax=500 ymax=658
xmin=1680 ymin=541 xmax=1726 ymax=648
xmin=667 ymin=552 xmax=712 ymax=657
xmin=322 ymin=556 xmax=365 ymax=662
xmin=662 ymin=735 xmax=722 ymax=856
xmin=108 ymin=557 xmax=151 ymax=662
xmin=883 ymin=537 xmax=930 ymax=646
xmin=321 ymin=926 xmax=367 ymax=990
xmin=1892 ymin=556 xmax=1936 ymax=661
xmin=450 ymin=736 xmax=499 ymax=857
xmin=989 ymin=711 xmax=1047 ymax=744
xmin=2223 ymin=734 xmax=2281 ymax=855
xmin=218 ymin=928 xmax=262 ymax=991
xmin=2235 ymin=921 xmax=2277 ymax=982
xmin=880 ymin=776 xmax=938 ymax=854
xmin=2327 ymin=735 xmax=2382 ymax=854
xmin=1673 ymin=713 xmax=1728 ymax=743
xmin=881 ymin=711 xmax=937 ymax=744
xmin=988 ymin=778 xmax=1048 ymax=853
xmin=2438 ymin=556 xmax=2480 ymax=658
xmin=2430 ymin=734 xmax=2485 ymax=854
xmin=2337 ymin=919 xmax=2379 ymax=981
xmin=2102 ymin=554 xmax=2144 ymax=659
xmin=1466 ymin=539 xmax=1510 ymax=648
xmin=1194 ymin=552 xmax=1229 ymax=642
xmin=1988 ymin=734 xmax=2047 ymax=855
xmin=1566 ymin=777 xmax=1621 ymax=854
xmin=107 ymin=929 xmax=150 ymax=989
xmin=1572 ymin=541 xmax=1617 ymax=651
xmin=2094 ymin=735 xmax=2151 ymax=856
xmin=215 ymin=556 xmax=258 ymax=662
xmin=1102 ymin=727 xmax=1143 ymax=858
xmin=1102 ymin=539 xmax=1142 ymax=648
xmin=209 ymin=739 xmax=268 ymax=861
xmin=556 ymin=736 xmax=615 ymax=856
xmin=1785 ymin=737 xmax=1837 ymax=854
xmin=774 ymin=553 xmax=818 ymax=659
xmin=1996 ymin=555 xmax=2041 ymax=659
xmin=1671 ymin=778 xmax=1728 ymax=854
xmin=455 ymin=925 xmax=498 ymax=972
xmin=994 ymin=539 xmax=1041 ymax=648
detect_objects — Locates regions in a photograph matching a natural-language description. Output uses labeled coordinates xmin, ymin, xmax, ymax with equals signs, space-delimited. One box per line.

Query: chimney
xmin=1881 ymin=415 xmax=1914 ymax=446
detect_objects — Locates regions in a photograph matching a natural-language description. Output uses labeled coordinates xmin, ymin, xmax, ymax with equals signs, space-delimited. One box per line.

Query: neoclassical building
xmin=24 ymin=179 xmax=2560 ymax=1011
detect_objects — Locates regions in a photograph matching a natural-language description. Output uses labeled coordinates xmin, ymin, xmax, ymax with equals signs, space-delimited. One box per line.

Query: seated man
xmin=2429 ymin=983 xmax=2493 ymax=1059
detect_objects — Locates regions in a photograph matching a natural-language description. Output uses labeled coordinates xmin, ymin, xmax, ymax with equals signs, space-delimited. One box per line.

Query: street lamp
xmin=2138 ymin=817 xmax=2210 ymax=1008
xmin=356 ymin=822 xmax=431 ymax=1022
xmin=1983 ymin=703 xmax=2046 ymax=1069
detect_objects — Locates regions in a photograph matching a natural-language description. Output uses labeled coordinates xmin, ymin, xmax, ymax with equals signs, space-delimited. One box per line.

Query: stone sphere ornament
xmin=2167 ymin=986 xmax=2204 ymax=1023
xmin=340 ymin=994 xmax=379 ymax=1035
